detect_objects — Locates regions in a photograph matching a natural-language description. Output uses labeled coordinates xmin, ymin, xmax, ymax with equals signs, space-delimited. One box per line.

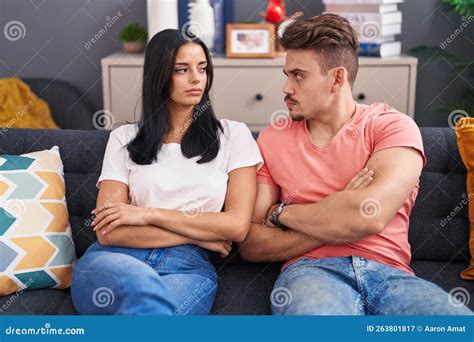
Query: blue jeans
xmin=271 ymin=256 xmax=473 ymax=315
xmin=71 ymin=242 xmax=217 ymax=315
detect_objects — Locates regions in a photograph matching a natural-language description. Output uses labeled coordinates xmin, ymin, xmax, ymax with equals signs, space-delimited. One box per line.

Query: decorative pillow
xmin=0 ymin=78 xmax=59 ymax=129
xmin=0 ymin=146 xmax=75 ymax=296
xmin=455 ymin=117 xmax=474 ymax=280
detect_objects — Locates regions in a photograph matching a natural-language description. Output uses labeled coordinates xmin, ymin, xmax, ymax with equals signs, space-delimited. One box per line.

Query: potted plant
xmin=120 ymin=23 xmax=147 ymax=53
xmin=410 ymin=1 xmax=473 ymax=116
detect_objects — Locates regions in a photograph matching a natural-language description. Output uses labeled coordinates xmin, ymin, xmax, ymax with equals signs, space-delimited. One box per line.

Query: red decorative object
xmin=265 ymin=0 xmax=286 ymax=24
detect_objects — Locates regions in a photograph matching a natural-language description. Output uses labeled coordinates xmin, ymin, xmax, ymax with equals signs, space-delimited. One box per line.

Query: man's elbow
xmin=238 ymin=238 xmax=270 ymax=262
xmin=351 ymin=197 xmax=389 ymax=236
xmin=238 ymin=236 xmax=264 ymax=262
xmin=236 ymin=222 xmax=272 ymax=262
xmin=365 ymin=219 xmax=387 ymax=235
xmin=346 ymin=216 xmax=386 ymax=238
xmin=239 ymin=246 xmax=263 ymax=262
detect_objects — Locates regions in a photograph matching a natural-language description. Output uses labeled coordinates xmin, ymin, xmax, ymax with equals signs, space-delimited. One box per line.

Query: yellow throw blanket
xmin=0 ymin=78 xmax=59 ymax=129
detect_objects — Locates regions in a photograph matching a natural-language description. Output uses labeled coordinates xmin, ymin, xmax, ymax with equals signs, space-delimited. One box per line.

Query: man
xmin=239 ymin=14 xmax=472 ymax=315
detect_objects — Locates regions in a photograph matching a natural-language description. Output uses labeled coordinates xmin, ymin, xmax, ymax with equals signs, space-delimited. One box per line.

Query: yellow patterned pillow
xmin=0 ymin=146 xmax=75 ymax=296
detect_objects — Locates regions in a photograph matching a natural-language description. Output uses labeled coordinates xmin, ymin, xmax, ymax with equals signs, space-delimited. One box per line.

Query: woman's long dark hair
xmin=127 ymin=29 xmax=223 ymax=165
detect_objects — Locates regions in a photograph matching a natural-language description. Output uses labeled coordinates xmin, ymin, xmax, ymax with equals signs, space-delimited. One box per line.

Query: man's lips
xmin=284 ymin=95 xmax=298 ymax=109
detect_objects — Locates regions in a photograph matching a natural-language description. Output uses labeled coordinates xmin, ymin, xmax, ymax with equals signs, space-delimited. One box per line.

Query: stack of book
xmin=323 ymin=0 xmax=403 ymax=57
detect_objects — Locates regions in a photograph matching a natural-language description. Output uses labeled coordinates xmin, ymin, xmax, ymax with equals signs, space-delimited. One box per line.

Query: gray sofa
xmin=0 ymin=126 xmax=472 ymax=315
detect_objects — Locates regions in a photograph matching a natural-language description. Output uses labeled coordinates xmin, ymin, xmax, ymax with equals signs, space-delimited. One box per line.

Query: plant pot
xmin=122 ymin=41 xmax=145 ymax=53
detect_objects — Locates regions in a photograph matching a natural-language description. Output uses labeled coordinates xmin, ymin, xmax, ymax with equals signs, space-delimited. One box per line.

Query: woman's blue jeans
xmin=71 ymin=242 xmax=217 ymax=315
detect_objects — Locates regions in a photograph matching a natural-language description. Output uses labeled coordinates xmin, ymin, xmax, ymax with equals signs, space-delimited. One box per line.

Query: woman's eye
xmin=199 ymin=67 xmax=207 ymax=73
xmin=175 ymin=68 xmax=187 ymax=73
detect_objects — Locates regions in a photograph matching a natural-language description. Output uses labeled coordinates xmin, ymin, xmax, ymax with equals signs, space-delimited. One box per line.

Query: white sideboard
xmin=102 ymin=52 xmax=417 ymax=130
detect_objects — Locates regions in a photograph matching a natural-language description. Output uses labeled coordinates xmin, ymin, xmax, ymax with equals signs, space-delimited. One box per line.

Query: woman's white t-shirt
xmin=96 ymin=119 xmax=263 ymax=213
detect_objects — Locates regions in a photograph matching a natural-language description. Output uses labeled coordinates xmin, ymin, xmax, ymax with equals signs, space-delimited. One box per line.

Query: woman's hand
xmin=91 ymin=203 xmax=150 ymax=235
xmin=197 ymin=240 xmax=233 ymax=257
xmin=344 ymin=168 xmax=374 ymax=191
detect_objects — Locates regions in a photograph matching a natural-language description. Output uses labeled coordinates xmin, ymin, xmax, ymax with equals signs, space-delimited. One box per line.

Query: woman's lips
xmin=186 ymin=90 xmax=203 ymax=96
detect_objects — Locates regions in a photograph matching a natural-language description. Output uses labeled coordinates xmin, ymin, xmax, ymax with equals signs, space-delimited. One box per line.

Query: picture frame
xmin=226 ymin=23 xmax=275 ymax=58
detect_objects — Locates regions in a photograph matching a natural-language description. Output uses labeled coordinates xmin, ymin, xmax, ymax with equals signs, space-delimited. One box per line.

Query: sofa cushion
xmin=409 ymin=128 xmax=470 ymax=262
xmin=0 ymin=288 xmax=70 ymax=315
xmin=410 ymin=260 xmax=474 ymax=309
xmin=0 ymin=146 xmax=76 ymax=296
xmin=212 ymin=263 xmax=281 ymax=315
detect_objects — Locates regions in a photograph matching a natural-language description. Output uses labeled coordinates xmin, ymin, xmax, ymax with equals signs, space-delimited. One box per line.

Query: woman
xmin=71 ymin=29 xmax=263 ymax=315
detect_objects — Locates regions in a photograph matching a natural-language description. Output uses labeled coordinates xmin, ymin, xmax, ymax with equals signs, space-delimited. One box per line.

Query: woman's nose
xmin=190 ymin=69 xmax=201 ymax=84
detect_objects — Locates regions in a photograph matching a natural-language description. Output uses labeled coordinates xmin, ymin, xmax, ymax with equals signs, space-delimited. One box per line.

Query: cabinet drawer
xmin=211 ymin=66 xmax=287 ymax=130
xmin=354 ymin=66 xmax=410 ymax=114
xmin=108 ymin=66 xmax=143 ymax=127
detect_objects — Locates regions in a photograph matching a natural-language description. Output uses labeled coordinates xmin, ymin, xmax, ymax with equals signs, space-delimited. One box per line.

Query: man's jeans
xmin=71 ymin=242 xmax=217 ymax=315
xmin=272 ymin=256 xmax=473 ymax=315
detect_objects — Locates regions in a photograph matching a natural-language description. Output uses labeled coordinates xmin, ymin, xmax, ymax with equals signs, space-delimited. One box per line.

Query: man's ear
xmin=330 ymin=67 xmax=348 ymax=93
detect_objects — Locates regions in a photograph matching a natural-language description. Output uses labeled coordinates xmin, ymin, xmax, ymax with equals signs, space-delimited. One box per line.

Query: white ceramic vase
xmin=187 ymin=0 xmax=215 ymax=50
xmin=147 ymin=0 xmax=179 ymax=41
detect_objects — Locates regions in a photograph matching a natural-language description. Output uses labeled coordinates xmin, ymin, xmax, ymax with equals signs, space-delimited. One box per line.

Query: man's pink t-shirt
xmin=256 ymin=102 xmax=427 ymax=274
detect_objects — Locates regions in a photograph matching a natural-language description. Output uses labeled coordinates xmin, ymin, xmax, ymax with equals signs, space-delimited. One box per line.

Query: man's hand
xmin=344 ymin=167 xmax=374 ymax=191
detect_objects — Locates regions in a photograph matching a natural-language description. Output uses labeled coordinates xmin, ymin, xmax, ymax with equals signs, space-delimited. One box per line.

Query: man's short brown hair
xmin=281 ymin=14 xmax=360 ymax=87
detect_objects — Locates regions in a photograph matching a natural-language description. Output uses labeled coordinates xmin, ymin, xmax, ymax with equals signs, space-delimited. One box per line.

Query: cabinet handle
xmin=357 ymin=93 xmax=366 ymax=101
xmin=255 ymin=93 xmax=264 ymax=101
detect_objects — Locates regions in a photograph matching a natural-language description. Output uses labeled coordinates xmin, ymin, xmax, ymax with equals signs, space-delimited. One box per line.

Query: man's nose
xmin=283 ymin=78 xmax=294 ymax=95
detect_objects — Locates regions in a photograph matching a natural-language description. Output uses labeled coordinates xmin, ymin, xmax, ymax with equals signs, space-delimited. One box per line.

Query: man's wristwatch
xmin=268 ymin=202 xmax=288 ymax=229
